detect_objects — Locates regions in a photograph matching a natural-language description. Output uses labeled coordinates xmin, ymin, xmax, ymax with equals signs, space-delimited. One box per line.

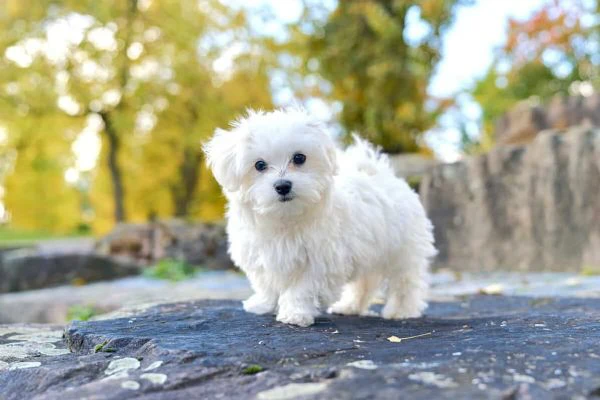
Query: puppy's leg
xmin=276 ymin=274 xmax=320 ymax=327
xmin=243 ymin=291 xmax=277 ymax=315
xmin=243 ymin=271 xmax=278 ymax=315
xmin=382 ymin=255 xmax=429 ymax=320
xmin=328 ymin=275 xmax=379 ymax=316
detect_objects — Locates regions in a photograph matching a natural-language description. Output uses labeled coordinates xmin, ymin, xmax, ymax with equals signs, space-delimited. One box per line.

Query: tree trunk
xmin=99 ymin=111 xmax=126 ymax=223
xmin=172 ymin=149 xmax=202 ymax=218
xmin=92 ymin=0 xmax=136 ymax=224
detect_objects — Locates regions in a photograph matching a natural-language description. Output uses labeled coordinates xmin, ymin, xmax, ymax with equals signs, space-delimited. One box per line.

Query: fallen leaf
xmin=479 ymin=283 xmax=504 ymax=295
xmin=387 ymin=332 xmax=432 ymax=343
xmin=346 ymin=360 xmax=378 ymax=370
xmin=565 ymin=277 xmax=581 ymax=287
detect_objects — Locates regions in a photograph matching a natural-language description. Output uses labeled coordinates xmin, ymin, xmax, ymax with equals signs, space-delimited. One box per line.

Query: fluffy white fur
xmin=203 ymin=108 xmax=436 ymax=327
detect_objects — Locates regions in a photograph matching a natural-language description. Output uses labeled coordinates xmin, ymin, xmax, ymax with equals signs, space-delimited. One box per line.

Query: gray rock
xmin=95 ymin=220 xmax=233 ymax=270
xmin=388 ymin=154 xmax=439 ymax=180
xmin=0 ymin=249 xmax=140 ymax=293
xmin=3 ymin=270 xmax=600 ymax=325
xmin=0 ymin=324 xmax=69 ymax=364
xmin=0 ymin=244 xmax=33 ymax=257
xmin=546 ymin=94 xmax=600 ymax=130
xmin=495 ymin=94 xmax=600 ymax=145
xmin=495 ymin=101 xmax=548 ymax=145
xmin=420 ymin=127 xmax=600 ymax=271
xmin=0 ymin=297 xmax=599 ymax=399
xmin=0 ymin=272 xmax=251 ymax=324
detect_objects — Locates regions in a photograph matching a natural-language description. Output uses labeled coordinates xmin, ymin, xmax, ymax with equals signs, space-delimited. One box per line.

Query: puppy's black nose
xmin=274 ymin=179 xmax=292 ymax=196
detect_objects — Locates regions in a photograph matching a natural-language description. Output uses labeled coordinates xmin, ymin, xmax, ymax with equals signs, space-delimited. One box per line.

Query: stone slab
xmin=1 ymin=296 xmax=599 ymax=399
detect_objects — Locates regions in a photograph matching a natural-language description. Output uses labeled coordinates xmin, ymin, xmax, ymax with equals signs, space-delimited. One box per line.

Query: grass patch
xmin=94 ymin=340 xmax=108 ymax=353
xmin=581 ymin=265 xmax=600 ymax=276
xmin=242 ymin=364 xmax=264 ymax=375
xmin=67 ymin=305 xmax=99 ymax=321
xmin=0 ymin=227 xmax=89 ymax=246
xmin=406 ymin=176 xmax=422 ymax=193
xmin=94 ymin=340 xmax=117 ymax=353
xmin=143 ymin=258 xmax=202 ymax=281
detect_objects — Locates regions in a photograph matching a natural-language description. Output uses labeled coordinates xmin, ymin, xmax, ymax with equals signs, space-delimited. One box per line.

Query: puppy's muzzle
xmin=274 ymin=179 xmax=292 ymax=197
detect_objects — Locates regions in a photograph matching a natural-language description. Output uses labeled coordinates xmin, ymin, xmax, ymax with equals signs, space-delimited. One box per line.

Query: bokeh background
xmin=2 ymin=4 xmax=600 ymax=396
xmin=1 ymin=0 xmax=597 ymax=238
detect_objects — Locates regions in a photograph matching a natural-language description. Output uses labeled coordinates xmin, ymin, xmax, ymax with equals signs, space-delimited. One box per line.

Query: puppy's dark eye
xmin=292 ymin=153 xmax=306 ymax=165
xmin=254 ymin=160 xmax=268 ymax=172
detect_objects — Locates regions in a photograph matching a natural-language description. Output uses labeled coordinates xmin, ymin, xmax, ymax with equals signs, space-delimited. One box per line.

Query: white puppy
xmin=203 ymin=108 xmax=436 ymax=327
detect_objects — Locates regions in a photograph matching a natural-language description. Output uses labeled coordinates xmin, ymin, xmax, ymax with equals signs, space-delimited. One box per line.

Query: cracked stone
xmin=0 ymin=297 xmax=598 ymax=399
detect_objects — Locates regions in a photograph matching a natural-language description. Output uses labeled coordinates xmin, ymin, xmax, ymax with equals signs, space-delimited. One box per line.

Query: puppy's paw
xmin=243 ymin=295 xmax=276 ymax=315
xmin=381 ymin=301 xmax=427 ymax=320
xmin=327 ymin=301 xmax=359 ymax=316
xmin=359 ymin=309 xmax=379 ymax=317
xmin=382 ymin=309 xmax=423 ymax=320
xmin=276 ymin=311 xmax=314 ymax=327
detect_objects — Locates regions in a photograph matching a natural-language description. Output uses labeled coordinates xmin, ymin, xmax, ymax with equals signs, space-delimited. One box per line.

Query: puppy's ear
xmin=203 ymin=128 xmax=244 ymax=192
xmin=325 ymin=143 xmax=339 ymax=176
xmin=309 ymin=121 xmax=339 ymax=176
xmin=325 ymin=140 xmax=339 ymax=175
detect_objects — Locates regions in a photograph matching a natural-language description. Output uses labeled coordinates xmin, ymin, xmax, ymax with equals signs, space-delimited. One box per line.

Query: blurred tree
xmin=0 ymin=1 xmax=82 ymax=231
xmin=472 ymin=0 xmax=600 ymax=147
xmin=2 ymin=117 xmax=82 ymax=232
xmin=0 ymin=0 xmax=272 ymax=232
xmin=302 ymin=0 xmax=469 ymax=153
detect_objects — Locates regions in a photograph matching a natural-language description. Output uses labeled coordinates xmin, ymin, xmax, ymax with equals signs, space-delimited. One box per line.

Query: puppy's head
xmin=203 ymin=108 xmax=338 ymax=217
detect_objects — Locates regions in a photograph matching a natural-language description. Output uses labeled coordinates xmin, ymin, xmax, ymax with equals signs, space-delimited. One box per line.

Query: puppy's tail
xmin=342 ymin=134 xmax=395 ymax=176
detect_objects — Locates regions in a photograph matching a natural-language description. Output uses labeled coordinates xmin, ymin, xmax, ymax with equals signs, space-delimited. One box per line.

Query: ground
xmin=1 ymin=296 xmax=599 ymax=399
xmin=2 ymin=270 xmax=599 ymax=324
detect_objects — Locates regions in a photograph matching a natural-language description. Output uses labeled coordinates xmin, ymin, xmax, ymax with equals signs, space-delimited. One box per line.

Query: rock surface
xmin=1 ymin=296 xmax=599 ymax=399
xmin=0 ymin=247 xmax=140 ymax=293
xmin=2 ymin=270 xmax=599 ymax=324
xmin=421 ymin=127 xmax=600 ymax=272
xmin=95 ymin=220 xmax=233 ymax=270
xmin=0 ymin=271 xmax=251 ymax=324
xmin=495 ymin=94 xmax=600 ymax=145
xmin=388 ymin=153 xmax=439 ymax=182
xmin=0 ymin=221 xmax=233 ymax=295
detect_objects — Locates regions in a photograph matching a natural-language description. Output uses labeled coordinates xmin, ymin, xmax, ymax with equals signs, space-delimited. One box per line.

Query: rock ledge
xmin=1 ymin=297 xmax=599 ymax=399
